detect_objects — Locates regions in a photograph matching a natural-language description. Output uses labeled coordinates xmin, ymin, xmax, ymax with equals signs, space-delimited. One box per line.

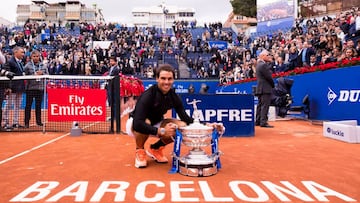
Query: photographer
xmin=0 ymin=49 xmax=15 ymax=131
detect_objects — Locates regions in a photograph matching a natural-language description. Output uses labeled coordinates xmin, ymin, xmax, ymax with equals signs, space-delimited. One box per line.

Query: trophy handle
xmin=169 ymin=129 xmax=182 ymax=174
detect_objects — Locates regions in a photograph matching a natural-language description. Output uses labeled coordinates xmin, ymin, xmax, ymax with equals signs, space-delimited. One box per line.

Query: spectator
xmin=0 ymin=49 xmax=14 ymax=131
xmin=24 ymin=50 xmax=48 ymax=128
xmin=287 ymin=45 xmax=299 ymax=70
xmin=309 ymin=54 xmax=320 ymax=67
xmin=3 ymin=46 xmax=26 ymax=129
xmin=255 ymin=50 xmax=274 ymax=128
xmin=107 ymin=56 xmax=120 ymax=106
xmin=275 ymin=56 xmax=288 ymax=72
xmin=341 ymin=47 xmax=356 ymax=60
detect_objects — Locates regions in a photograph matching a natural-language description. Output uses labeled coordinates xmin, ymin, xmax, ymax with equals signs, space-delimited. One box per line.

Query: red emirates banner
xmin=47 ymin=88 xmax=107 ymax=121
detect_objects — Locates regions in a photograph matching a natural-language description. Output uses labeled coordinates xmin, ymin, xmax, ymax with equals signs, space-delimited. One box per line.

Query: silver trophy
xmin=171 ymin=98 xmax=224 ymax=177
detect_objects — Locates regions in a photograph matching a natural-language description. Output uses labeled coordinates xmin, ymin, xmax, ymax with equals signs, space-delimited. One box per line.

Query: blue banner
xmin=174 ymin=94 xmax=255 ymax=137
xmin=256 ymin=17 xmax=294 ymax=34
xmin=208 ymin=41 xmax=228 ymax=50
xmin=142 ymin=80 xmax=220 ymax=94
xmin=216 ymin=65 xmax=360 ymax=123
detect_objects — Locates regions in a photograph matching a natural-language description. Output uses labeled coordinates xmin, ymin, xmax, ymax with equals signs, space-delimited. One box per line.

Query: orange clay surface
xmin=0 ymin=117 xmax=360 ymax=203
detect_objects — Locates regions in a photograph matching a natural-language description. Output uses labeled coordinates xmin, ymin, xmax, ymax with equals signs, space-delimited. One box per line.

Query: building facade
xmin=16 ymin=0 xmax=105 ymax=26
xmin=223 ymin=12 xmax=257 ymax=33
xmin=132 ymin=3 xmax=195 ymax=29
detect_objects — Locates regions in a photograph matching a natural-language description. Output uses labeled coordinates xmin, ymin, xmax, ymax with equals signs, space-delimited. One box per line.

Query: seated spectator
xmin=341 ymin=47 xmax=356 ymax=60
xmin=275 ymin=56 xmax=288 ymax=72
xmin=309 ymin=54 xmax=320 ymax=67
xmin=320 ymin=50 xmax=331 ymax=64
xmin=326 ymin=47 xmax=342 ymax=63
xmin=355 ymin=39 xmax=360 ymax=56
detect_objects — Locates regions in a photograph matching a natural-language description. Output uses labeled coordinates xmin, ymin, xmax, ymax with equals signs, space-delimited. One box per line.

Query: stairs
xmin=178 ymin=60 xmax=190 ymax=79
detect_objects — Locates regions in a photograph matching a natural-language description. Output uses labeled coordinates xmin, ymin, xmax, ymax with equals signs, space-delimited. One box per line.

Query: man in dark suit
xmin=4 ymin=46 xmax=26 ymax=129
xmin=255 ymin=50 xmax=275 ymax=128
xmin=107 ymin=56 xmax=120 ymax=110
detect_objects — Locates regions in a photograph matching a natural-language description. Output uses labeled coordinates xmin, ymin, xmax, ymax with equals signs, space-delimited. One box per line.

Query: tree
xmin=230 ymin=0 xmax=257 ymax=18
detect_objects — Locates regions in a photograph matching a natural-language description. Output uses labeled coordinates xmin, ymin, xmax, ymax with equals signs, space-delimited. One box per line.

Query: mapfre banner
xmin=47 ymin=88 xmax=107 ymax=121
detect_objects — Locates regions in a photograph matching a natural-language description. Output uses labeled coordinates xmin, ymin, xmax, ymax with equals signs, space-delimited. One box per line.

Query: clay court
xmin=1 ymin=118 xmax=359 ymax=203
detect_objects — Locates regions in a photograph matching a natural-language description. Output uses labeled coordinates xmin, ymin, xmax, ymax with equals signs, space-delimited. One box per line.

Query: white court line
xmin=0 ymin=122 xmax=101 ymax=165
xmin=0 ymin=133 xmax=69 ymax=165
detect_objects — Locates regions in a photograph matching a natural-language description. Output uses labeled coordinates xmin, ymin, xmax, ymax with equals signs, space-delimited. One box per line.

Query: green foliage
xmin=230 ymin=0 xmax=257 ymax=18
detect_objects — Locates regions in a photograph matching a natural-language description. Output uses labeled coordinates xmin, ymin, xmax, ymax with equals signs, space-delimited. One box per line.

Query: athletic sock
xmin=150 ymin=140 xmax=166 ymax=149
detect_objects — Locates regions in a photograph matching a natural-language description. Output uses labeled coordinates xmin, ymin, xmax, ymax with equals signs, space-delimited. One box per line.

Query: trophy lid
xmin=180 ymin=121 xmax=213 ymax=131
xmin=179 ymin=98 xmax=213 ymax=134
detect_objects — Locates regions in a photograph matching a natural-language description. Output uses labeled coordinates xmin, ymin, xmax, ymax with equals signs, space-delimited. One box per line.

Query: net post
xmin=113 ymin=75 xmax=121 ymax=133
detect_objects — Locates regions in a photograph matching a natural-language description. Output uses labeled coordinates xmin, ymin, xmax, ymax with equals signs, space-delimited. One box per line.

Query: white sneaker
xmin=135 ymin=149 xmax=147 ymax=168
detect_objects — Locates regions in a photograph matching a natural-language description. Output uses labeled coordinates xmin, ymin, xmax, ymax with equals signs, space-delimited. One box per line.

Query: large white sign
xmin=10 ymin=180 xmax=356 ymax=202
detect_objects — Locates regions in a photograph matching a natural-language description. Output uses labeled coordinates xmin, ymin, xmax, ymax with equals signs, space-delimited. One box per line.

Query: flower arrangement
xmin=225 ymin=57 xmax=360 ymax=85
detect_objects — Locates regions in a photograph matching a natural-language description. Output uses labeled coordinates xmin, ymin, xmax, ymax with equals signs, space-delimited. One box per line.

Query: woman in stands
xmin=341 ymin=47 xmax=356 ymax=60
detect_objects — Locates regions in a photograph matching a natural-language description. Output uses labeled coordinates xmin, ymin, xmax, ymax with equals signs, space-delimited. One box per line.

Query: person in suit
xmin=23 ymin=50 xmax=49 ymax=128
xmin=3 ymin=46 xmax=26 ymax=129
xmin=308 ymin=54 xmax=320 ymax=67
xmin=107 ymin=56 xmax=120 ymax=107
xmin=255 ymin=50 xmax=275 ymax=128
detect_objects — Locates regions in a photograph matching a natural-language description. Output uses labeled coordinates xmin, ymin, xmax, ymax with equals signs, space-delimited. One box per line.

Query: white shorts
xmin=125 ymin=117 xmax=160 ymax=137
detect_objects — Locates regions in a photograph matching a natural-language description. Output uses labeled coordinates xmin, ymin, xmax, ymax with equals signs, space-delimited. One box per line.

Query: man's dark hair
xmin=109 ymin=56 xmax=117 ymax=61
xmin=155 ymin=64 xmax=175 ymax=78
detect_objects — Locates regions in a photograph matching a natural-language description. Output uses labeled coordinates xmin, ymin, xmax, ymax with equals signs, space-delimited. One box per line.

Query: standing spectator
xmin=106 ymin=56 xmax=120 ymax=108
xmin=24 ymin=50 xmax=48 ymax=128
xmin=287 ymin=45 xmax=299 ymax=70
xmin=255 ymin=50 xmax=275 ymax=128
xmin=299 ymin=41 xmax=315 ymax=67
xmin=3 ymin=46 xmax=26 ymax=129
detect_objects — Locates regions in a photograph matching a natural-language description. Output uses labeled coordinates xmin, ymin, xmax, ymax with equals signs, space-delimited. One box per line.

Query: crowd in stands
xmin=0 ymin=7 xmax=359 ymax=85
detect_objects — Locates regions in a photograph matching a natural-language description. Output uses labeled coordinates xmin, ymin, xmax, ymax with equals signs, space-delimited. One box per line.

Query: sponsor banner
xmin=208 ymin=41 xmax=228 ymax=50
xmin=47 ymin=88 xmax=106 ymax=121
xmin=92 ymin=41 xmax=113 ymax=49
xmin=323 ymin=120 xmax=360 ymax=143
xmin=216 ymin=65 xmax=360 ymax=123
xmin=257 ymin=0 xmax=295 ymax=22
xmin=175 ymin=94 xmax=254 ymax=137
xmin=257 ymin=17 xmax=294 ymax=33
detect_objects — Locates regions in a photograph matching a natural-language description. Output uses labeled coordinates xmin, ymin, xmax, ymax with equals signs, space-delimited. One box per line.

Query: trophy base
xmin=178 ymin=151 xmax=218 ymax=177
xmin=178 ymin=161 xmax=218 ymax=177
